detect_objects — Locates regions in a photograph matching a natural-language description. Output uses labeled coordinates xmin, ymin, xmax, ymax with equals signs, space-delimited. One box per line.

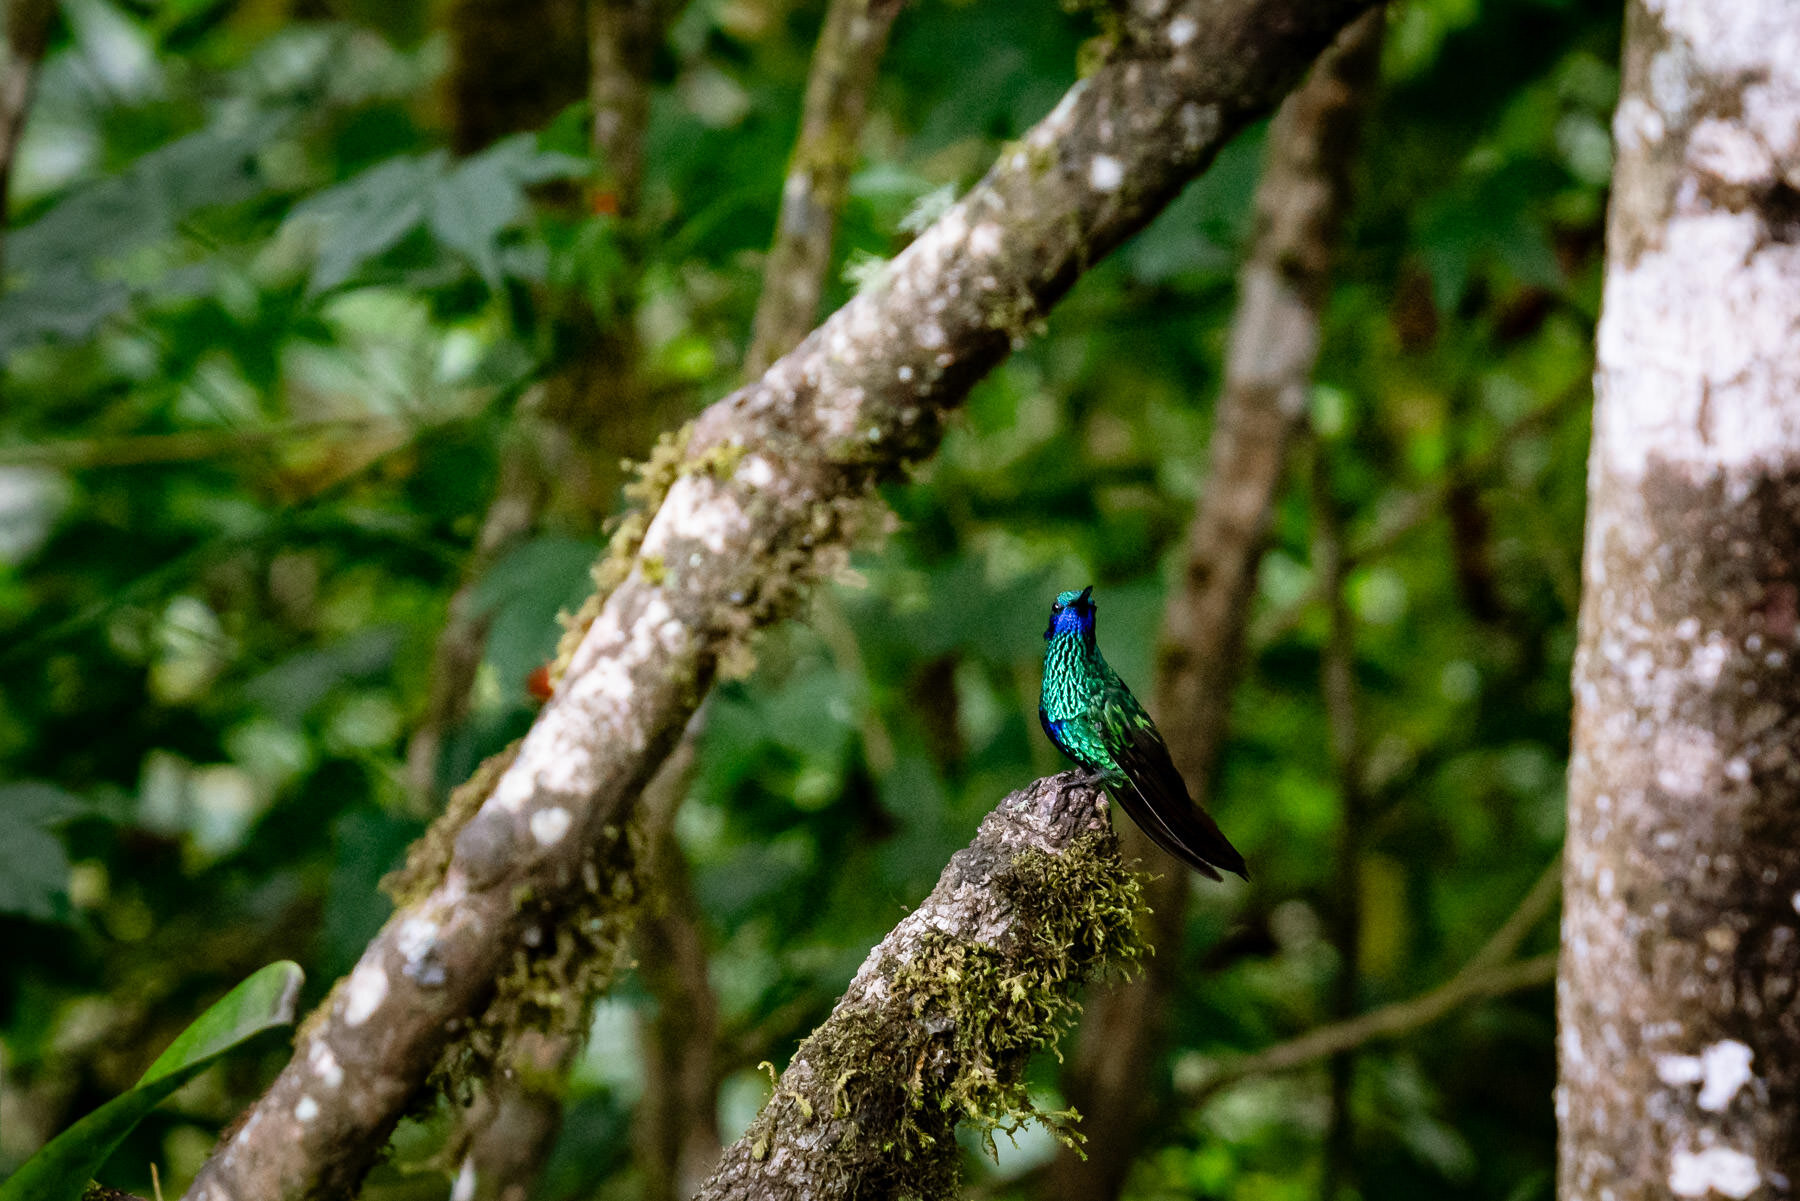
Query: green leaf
xmin=0 ymin=783 xmax=88 ymax=922
xmin=430 ymin=135 xmax=587 ymax=288
xmin=288 ymin=152 xmax=443 ymax=291
xmin=429 ymin=151 xmax=526 ymax=290
xmin=0 ymin=961 xmax=304 ymax=1201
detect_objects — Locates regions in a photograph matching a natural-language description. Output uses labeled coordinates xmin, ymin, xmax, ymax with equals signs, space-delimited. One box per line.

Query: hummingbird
xmin=1039 ymin=587 xmax=1248 ymax=881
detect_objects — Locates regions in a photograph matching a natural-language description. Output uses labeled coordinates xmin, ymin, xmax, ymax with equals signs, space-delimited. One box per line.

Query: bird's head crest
xmin=1046 ymin=586 xmax=1096 ymax=639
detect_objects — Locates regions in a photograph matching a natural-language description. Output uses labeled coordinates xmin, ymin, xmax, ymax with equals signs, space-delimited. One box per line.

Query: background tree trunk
xmin=1559 ymin=2 xmax=1800 ymax=1196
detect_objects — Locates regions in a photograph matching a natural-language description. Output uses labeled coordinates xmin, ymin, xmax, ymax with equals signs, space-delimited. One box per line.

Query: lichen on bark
xmin=1560 ymin=2 xmax=1800 ymax=1197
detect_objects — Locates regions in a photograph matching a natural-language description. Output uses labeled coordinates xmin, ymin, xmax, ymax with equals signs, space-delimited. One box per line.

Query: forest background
xmin=0 ymin=0 xmax=1611 ymax=1197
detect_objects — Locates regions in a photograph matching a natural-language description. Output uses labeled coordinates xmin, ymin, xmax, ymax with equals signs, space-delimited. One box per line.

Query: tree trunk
xmin=1559 ymin=3 xmax=1800 ymax=1197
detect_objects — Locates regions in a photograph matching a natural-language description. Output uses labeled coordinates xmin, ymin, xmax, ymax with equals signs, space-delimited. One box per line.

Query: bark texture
xmin=696 ymin=773 xmax=1141 ymax=1201
xmin=1051 ymin=14 xmax=1384 ymax=1200
xmin=182 ymin=5 xmax=1373 ymax=1196
xmin=1559 ymin=3 xmax=1800 ymax=1198
xmin=744 ymin=0 xmax=908 ymax=376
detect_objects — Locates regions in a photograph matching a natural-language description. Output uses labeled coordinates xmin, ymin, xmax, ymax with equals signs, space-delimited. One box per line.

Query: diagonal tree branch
xmin=628 ymin=11 xmax=912 ymax=1188
xmin=696 ymin=772 xmax=1142 ymax=1201
xmin=182 ymin=5 xmax=1375 ymax=1196
xmin=1050 ymin=12 xmax=1385 ymax=1201
xmin=744 ymin=0 xmax=908 ymax=376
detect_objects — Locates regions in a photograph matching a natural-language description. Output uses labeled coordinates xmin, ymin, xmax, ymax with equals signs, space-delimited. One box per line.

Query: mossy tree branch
xmin=182 ymin=4 xmax=1374 ymax=1196
xmin=696 ymin=773 xmax=1144 ymax=1201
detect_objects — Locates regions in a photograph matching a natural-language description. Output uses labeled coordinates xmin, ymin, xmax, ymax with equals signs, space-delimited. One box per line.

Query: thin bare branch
xmin=182 ymin=6 xmax=1376 ymax=1194
xmin=744 ymin=0 xmax=908 ymax=376
xmin=1185 ymin=856 xmax=1561 ymax=1104
xmin=1187 ymin=952 xmax=1557 ymax=1102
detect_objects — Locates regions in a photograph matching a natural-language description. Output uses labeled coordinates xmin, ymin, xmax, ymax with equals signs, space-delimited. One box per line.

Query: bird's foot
xmin=1067 ymin=766 xmax=1112 ymax=790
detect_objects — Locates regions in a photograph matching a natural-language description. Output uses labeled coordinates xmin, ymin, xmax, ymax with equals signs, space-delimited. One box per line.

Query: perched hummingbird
xmin=1039 ymin=587 xmax=1248 ymax=881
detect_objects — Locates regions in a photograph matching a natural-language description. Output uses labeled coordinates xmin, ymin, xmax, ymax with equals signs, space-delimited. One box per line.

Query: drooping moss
xmin=430 ymin=823 xmax=641 ymax=1107
xmin=550 ymin=423 xmax=694 ymax=683
xmin=732 ymin=830 xmax=1147 ymax=1200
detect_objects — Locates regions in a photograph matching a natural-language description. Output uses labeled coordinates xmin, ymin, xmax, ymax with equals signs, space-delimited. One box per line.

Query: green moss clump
xmin=895 ymin=832 xmax=1146 ymax=1157
xmin=735 ymin=830 xmax=1146 ymax=1200
xmin=551 ymin=423 xmax=694 ymax=683
xmin=430 ymin=824 xmax=640 ymax=1107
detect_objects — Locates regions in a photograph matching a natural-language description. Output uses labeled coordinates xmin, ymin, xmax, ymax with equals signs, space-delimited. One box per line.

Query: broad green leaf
xmin=0 ymin=961 xmax=303 ymax=1201
xmin=288 ymin=152 xmax=442 ymax=291
xmin=431 ymin=136 xmax=587 ymax=288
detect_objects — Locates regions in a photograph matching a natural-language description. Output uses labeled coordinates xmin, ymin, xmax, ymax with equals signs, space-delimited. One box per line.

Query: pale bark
xmin=1050 ymin=13 xmax=1384 ymax=1201
xmin=182 ymin=5 xmax=1374 ymax=1196
xmin=696 ymin=773 xmax=1137 ymax=1201
xmin=1559 ymin=2 xmax=1800 ymax=1197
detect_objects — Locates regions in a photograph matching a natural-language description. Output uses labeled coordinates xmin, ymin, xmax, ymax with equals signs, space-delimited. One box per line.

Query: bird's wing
xmin=1100 ymin=689 xmax=1248 ymax=881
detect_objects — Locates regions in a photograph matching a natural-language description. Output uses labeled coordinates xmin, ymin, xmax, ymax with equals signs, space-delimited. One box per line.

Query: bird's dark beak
xmin=1078 ymin=585 xmax=1093 ymax=605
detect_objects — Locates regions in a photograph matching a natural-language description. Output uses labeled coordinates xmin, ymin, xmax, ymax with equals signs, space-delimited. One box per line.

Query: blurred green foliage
xmin=0 ymin=0 xmax=1611 ymax=1198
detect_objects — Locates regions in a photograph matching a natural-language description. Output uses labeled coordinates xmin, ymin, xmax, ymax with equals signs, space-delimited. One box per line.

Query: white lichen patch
xmin=1697 ymin=1039 xmax=1755 ymax=1110
xmin=1088 ymin=155 xmax=1124 ymax=192
xmin=396 ymin=916 xmax=439 ymax=969
xmin=342 ymin=962 xmax=389 ymax=1027
xmin=967 ymin=222 xmax=1003 ymax=259
xmin=1594 ymin=6 xmax=1800 ymax=484
xmin=309 ymin=1043 xmax=344 ymax=1089
xmin=641 ymin=477 xmax=743 ymax=557
xmin=1613 ymin=96 xmax=1666 ymax=153
xmin=736 ymin=454 xmax=775 ymax=489
xmin=1670 ymin=1146 xmax=1760 ymax=1198
xmin=1687 ymin=117 xmax=1774 ymax=185
xmin=1654 ymin=725 xmax=1720 ymax=795
xmin=1690 ymin=635 xmax=1731 ymax=687
xmin=530 ymin=806 xmax=573 ymax=847
xmin=294 ymin=1095 xmax=319 ymax=1123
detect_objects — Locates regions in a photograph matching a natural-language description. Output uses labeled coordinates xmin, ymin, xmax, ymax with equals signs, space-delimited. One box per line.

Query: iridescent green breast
xmin=1040 ymin=632 xmax=1120 ymax=774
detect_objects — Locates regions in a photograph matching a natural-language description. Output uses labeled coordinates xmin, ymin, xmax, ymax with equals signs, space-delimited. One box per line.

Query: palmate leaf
xmin=0 ymin=962 xmax=304 ymax=1201
xmin=289 ymin=134 xmax=588 ymax=292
